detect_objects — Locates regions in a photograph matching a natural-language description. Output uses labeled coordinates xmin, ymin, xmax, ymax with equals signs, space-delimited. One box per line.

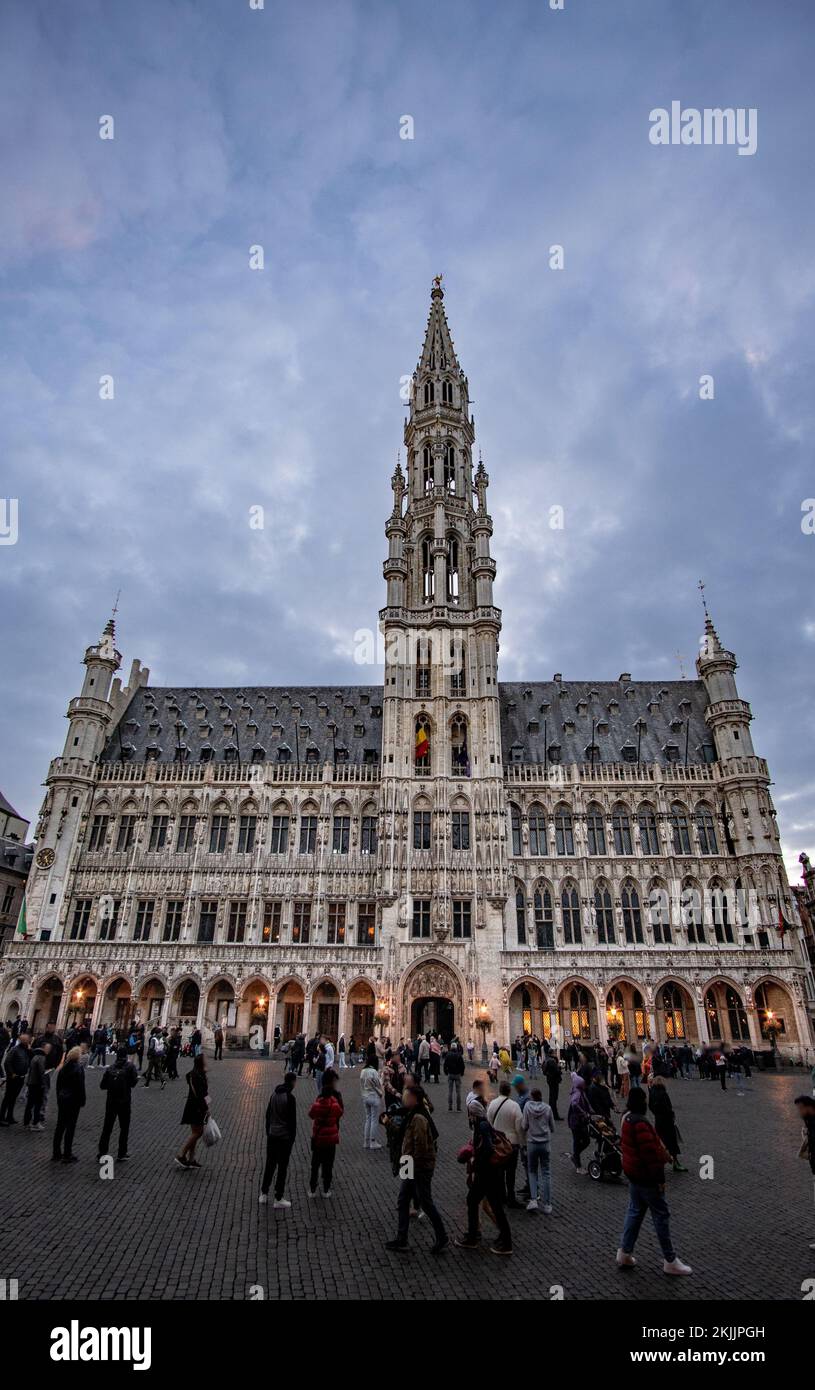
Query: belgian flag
xmin=415 ymin=720 xmax=430 ymax=760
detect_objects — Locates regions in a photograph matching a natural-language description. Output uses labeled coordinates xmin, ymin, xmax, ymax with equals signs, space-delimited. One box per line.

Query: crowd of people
xmin=3 ymin=1014 xmax=814 ymax=1269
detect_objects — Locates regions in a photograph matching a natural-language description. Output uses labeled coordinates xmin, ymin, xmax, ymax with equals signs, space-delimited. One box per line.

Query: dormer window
xmin=621 ymin=743 xmax=637 ymax=763
xmin=607 ymin=699 xmax=619 ymax=713
xmin=200 ymin=744 xmax=214 ymax=763
xmin=371 ymin=705 xmax=382 ymax=719
xmin=563 ymin=719 xmax=575 ymax=733
xmin=363 ymin=748 xmax=379 ymax=765
xmin=354 ymin=722 xmax=365 ymax=737
xmin=527 ymin=719 xmax=539 ymax=733
xmin=251 ymin=746 xmax=266 ymax=763
xmin=584 ymin=743 xmax=601 ymax=763
xmin=547 ymin=743 xmax=562 ymax=765
xmin=145 ymin=743 xmax=161 ymax=762
xmin=335 ymin=747 xmax=349 ymax=764
xmin=510 ymin=743 xmax=524 ymax=763
xmin=120 ymin=742 xmax=135 ymax=762
xmin=223 ymin=744 xmax=239 ymax=763
xmin=305 ymin=746 xmax=319 ymax=763
xmin=277 ymin=745 xmax=292 ymax=763
xmin=663 ymin=742 xmax=680 ymax=763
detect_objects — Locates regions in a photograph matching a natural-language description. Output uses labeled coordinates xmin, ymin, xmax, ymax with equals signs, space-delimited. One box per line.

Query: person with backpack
xmin=189 ymin=1026 xmax=202 ymax=1061
xmin=89 ymin=1024 xmax=108 ymax=1069
xmin=213 ymin=1024 xmax=224 ymax=1061
xmin=617 ymin=1087 xmax=692 ymax=1276
xmin=454 ymin=1094 xmax=513 ymax=1255
xmin=259 ymin=1072 xmax=297 ymax=1208
xmin=308 ymin=1068 xmax=343 ymax=1197
xmin=98 ymin=1045 xmax=139 ymax=1160
xmin=385 ymin=1084 xmax=448 ymax=1255
xmin=144 ymin=1030 xmax=166 ymax=1088
xmin=487 ymin=1080 xmax=525 ymax=1207
xmin=443 ymin=1042 xmax=466 ymax=1112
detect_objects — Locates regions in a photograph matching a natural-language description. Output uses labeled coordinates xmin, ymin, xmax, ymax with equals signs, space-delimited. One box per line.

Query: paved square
xmin=1 ymin=1058 xmax=812 ymax=1301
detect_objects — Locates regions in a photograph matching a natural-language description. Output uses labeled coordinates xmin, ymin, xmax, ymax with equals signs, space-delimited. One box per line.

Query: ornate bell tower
xmin=379 ymin=279 xmax=509 ymax=1031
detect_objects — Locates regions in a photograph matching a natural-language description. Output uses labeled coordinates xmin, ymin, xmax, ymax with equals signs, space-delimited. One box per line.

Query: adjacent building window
xmin=209 ymin=815 xmax=229 ymax=853
xmin=413 ymin=809 xmax=431 ymax=850
xmin=269 ymin=815 xmax=289 ymax=854
xmin=361 ymin=815 xmax=377 ymax=855
xmin=612 ymin=807 xmax=633 ymax=856
xmin=88 ymin=814 xmax=109 ymax=851
xmin=451 ymin=810 xmax=470 ymax=850
xmin=177 ymin=814 xmax=196 ymax=852
xmin=198 ymin=899 xmax=218 ymax=943
xmin=515 ymin=887 xmax=526 ymax=945
xmin=292 ymin=901 xmax=311 ymax=944
xmin=115 ymin=815 xmax=136 ymax=852
xmin=452 ymin=899 xmax=472 ymax=939
xmin=594 ymin=886 xmax=615 ymax=944
xmin=327 ymin=902 xmax=346 ymax=944
xmin=70 ymin=898 xmax=92 ymax=940
xmin=622 ymin=883 xmax=643 ymax=943
xmin=534 ymin=887 xmax=554 ymax=949
xmin=562 ymin=885 xmax=582 ymax=944
xmin=358 ymin=901 xmax=376 ymax=944
xmin=134 ymin=899 xmax=155 ymax=942
xmin=528 ymin=806 xmax=547 ymax=856
xmin=586 ymin=806 xmax=606 ymax=855
xmin=332 ymin=814 xmax=350 ymax=854
xmin=555 ymin=808 xmax=574 ymax=856
xmin=227 ymin=900 xmax=247 ymax=943
xmin=149 ymin=815 xmax=169 ymax=851
xmin=237 ymin=815 xmax=257 ymax=853
xmin=98 ymin=897 xmax=120 ymax=942
xmin=262 ymin=900 xmax=282 ymax=944
xmin=412 ymin=898 xmax=431 ymax=938
xmin=637 ymin=804 xmax=659 ymax=855
xmin=696 ymin=805 xmax=719 ymax=855
xmin=299 ymin=815 xmax=317 ymax=854
xmin=163 ymin=900 xmax=183 ymax=942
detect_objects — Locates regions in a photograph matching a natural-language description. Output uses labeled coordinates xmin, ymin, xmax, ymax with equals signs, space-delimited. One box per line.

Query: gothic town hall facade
xmin=3 ymin=284 xmax=814 ymax=1059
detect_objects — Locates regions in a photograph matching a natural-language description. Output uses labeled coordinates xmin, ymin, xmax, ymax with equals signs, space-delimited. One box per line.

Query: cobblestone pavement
xmin=0 ymin=1058 xmax=812 ymax=1301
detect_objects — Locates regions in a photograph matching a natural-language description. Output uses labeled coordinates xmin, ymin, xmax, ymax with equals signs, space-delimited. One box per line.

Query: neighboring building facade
xmin=0 ymin=791 xmax=32 ymax=955
xmin=2 ymin=283 xmax=813 ymax=1055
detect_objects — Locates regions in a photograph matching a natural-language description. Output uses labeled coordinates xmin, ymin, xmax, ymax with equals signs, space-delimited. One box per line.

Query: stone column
xmin=694 ymin=999 xmax=710 ymax=1045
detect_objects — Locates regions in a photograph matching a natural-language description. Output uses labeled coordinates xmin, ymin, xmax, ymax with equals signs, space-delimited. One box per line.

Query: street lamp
xmin=374 ymin=996 xmax=390 ymax=1039
xmin=477 ymin=998 xmax=492 ymax=1064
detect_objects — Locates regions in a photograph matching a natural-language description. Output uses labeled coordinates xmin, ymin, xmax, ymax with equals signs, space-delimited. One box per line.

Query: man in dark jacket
xmin=454 ymin=1101 xmax=512 ymax=1256
xmin=52 ymin=1048 xmax=86 ymax=1162
xmin=259 ymin=1074 xmax=297 ymax=1208
xmin=0 ymin=1033 xmax=31 ymax=1124
xmin=89 ymin=1024 xmax=108 ymax=1069
xmin=617 ymin=1087 xmax=691 ymax=1275
xmin=544 ymin=1053 xmax=562 ymax=1120
xmin=443 ymin=1044 xmax=466 ymax=1112
xmin=98 ymin=1046 xmax=139 ymax=1160
xmin=385 ymin=1085 xmax=448 ymax=1255
xmin=23 ymin=1043 xmax=51 ymax=1128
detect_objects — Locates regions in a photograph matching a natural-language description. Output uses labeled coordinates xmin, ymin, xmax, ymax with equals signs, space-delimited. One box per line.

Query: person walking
xmin=0 ymin=1032 xmax=31 ymax=1125
xmin=567 ymin=1072 xmax=592 ymax=1174
xmin=175 ymin=1054 xmax=209 ymax=1170
xmin=487 ymin=1081 xmax=524 ymax=1208
xmin=134 ymin=1022 xmax=146 ymax=1070
xmin=428 ymin=1034 xmax=442 ymax=1085
xmin=416 ymin=1034 xmax=430 ymax=1083
xmin=466 ymin=1039 xmax=475 ymax=1064
xmin=544 ymin=1052 xmax=562 ymax=1120
xmin=308 ymin=1068 xmax=343 ymax=1197
xmin=794 ymin=1093 xmax=815 ymax=1249
xmin=385 ymin=1084 xmax=448 ymax=1255
xmin=522 ymin=1087 xmax=555 ymax=1212
xmin=89 ymin=1023 xmax=108 ymax=1069
xmin=616 ymin=1087 xmax=692 ymax=1275
xmin=259 ymin=1072 xmax=297 ymax=1208
xmin=51 ymin=1046 xmax=86 ymax=1163
xmin=360 ymin=1055 xmax=384 ymax=1149
xmin=213 ymin=1024 xmax=224 ymax=1061
xmin=166 ymin=1028 xmax=181 ymax=1080
xmin=715 ymin=1050 xmax=727 ymax=1091
xmin=23 ymin=1041 xmax=50 ymax=1130
xmin=337 ymin=1034 xmax=347 ymax=1070
xmin=454 ymin=1096 xmax=513 ymax=1256
xmin=98 ymin=1045 xmax=139 ymax=1160
xmin=443 ymin=1042 xmax=465 ymax=1112
xmin=648 ymin=1076 xmax=687 ymax=1171
xmin=289 ymin=1033 xmax=305 ymax=1076
xmin=144 ymin=1030 xmax=166 ymax=1088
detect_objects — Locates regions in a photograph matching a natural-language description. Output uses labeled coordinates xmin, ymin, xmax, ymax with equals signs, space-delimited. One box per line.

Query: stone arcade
xmin=2 ymin=283 xmax=813 ymax=1058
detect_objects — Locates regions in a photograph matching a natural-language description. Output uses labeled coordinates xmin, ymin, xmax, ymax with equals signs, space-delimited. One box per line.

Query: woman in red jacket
xmin=616 ymin=1087 xmax=692 ymax=1276
xmin=308 ymin=1067 xmax=344 ymax=1197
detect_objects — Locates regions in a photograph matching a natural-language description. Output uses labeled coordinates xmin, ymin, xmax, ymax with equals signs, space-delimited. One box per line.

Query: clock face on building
xmin=36 ymin=847 xmax=56 ymax=869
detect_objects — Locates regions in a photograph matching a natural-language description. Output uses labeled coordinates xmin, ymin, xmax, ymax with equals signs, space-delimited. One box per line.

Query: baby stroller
xmin=586 ymin=1113 xmax=623 ymax=1181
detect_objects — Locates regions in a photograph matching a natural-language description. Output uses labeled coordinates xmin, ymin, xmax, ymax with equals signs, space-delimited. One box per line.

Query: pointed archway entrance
xmin=402 ymin=958 xmax=463 ymax=1044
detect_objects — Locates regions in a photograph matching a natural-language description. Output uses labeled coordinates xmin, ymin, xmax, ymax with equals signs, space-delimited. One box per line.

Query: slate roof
xmin=0 ymin=789 xmax=24 ymax=820
xmin=100 ymin=677 xmax=714 ymax=770
xmin=499 ymin=679 xmax=713 ymax=766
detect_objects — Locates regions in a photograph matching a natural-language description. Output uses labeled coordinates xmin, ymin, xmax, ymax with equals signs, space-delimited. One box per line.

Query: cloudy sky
xmin=1 ymin=0 xmax=812 ymax=883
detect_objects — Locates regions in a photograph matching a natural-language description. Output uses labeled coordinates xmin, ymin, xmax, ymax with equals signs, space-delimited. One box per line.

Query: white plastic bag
xmin=202 ymin=1115 xmax=222 ymax=1148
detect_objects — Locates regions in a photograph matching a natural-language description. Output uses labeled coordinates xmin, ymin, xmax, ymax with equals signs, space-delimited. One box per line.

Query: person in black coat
xmin=443 ymin=1044 xmax=466 ymax=1112
xmin=648 ymin=1077 xmax=687 ymax=1171
xmin=544 ymin=1053 xmax=562 ymax=1120
xmin=175 ymin=1055 xmax=209 ymax=1169
xmin=98 ymin=1047 xmax=139 ymax=1160
xmin=52 ymin=1047 xmax=86 ymax=1162
xmin=0 ymin=1034 xmax=31 ymax=1124
xmin=259 ymin=1074 xmax=297 ymax=1206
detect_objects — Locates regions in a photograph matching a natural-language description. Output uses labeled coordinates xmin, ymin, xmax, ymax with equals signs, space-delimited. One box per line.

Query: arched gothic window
xmin=670 ymin=802 xmax=691 ymax=855
xmin=561 ymin=884 xmax=581 ymax=944
xmin=594 ymin=884 xmax=615 ymax=944
xmin=586 ymin=804 xmax=606 ymax=855
xmin=422 ymin=446 xmax=433 ymax=494
xmin=637 ymin=803 xmax=659 ymax=855
xmin=569 ymin=986 xmax=592 ymax=1041
xmin=444 ymin=444 xmax=456 ymax=493
xmin=555 ymin=807 xmax=574 ymax=856
xmin=421 ymin=537 xmax=434 ymax=603
xmin=648 ymin=884 xmax=672 ymax=943
xmin=414 ymin=716 xmax=430 ymax=776
xmin=423 ymin=379 xmax=434 ymax=406
xmin=726 ymin=986 xmax=749 ymax=1041
xmin=515 ymin=886 xmax=526 ymax=945
xmin=534 ymin=887 xmax=554 ymax=949
xmin=442 ymin=378 xmax=453 ymax=405
xmin=613 ymin=805 xmax=633 ymax=855
xmin=450 ymin=715 xmax=470 ymax=776
xmin=446 ymin=535 xmax=460 ymax=604
xmin=661 ymin=984 xmax=686 ymax=1041
xmin=528 ymin=805 xmax=547 ymax=856
xmin=510 ymin=804 xmax=522 ymax=857
xmin=622 ymin=882 xmax=643 ymax=944
xmin=696 ymin=804 xmax=719 ymax=855
xmin=712 ymin=883 xmax=734 ymax=943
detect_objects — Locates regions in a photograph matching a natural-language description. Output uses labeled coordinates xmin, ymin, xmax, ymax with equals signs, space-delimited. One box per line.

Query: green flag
xmin=15 ymin=895 xmax=26 ymax=937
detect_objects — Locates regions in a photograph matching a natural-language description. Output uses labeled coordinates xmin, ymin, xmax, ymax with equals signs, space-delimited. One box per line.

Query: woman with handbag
xmin=175 ymin=1054 xmax=209 ymax=1170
